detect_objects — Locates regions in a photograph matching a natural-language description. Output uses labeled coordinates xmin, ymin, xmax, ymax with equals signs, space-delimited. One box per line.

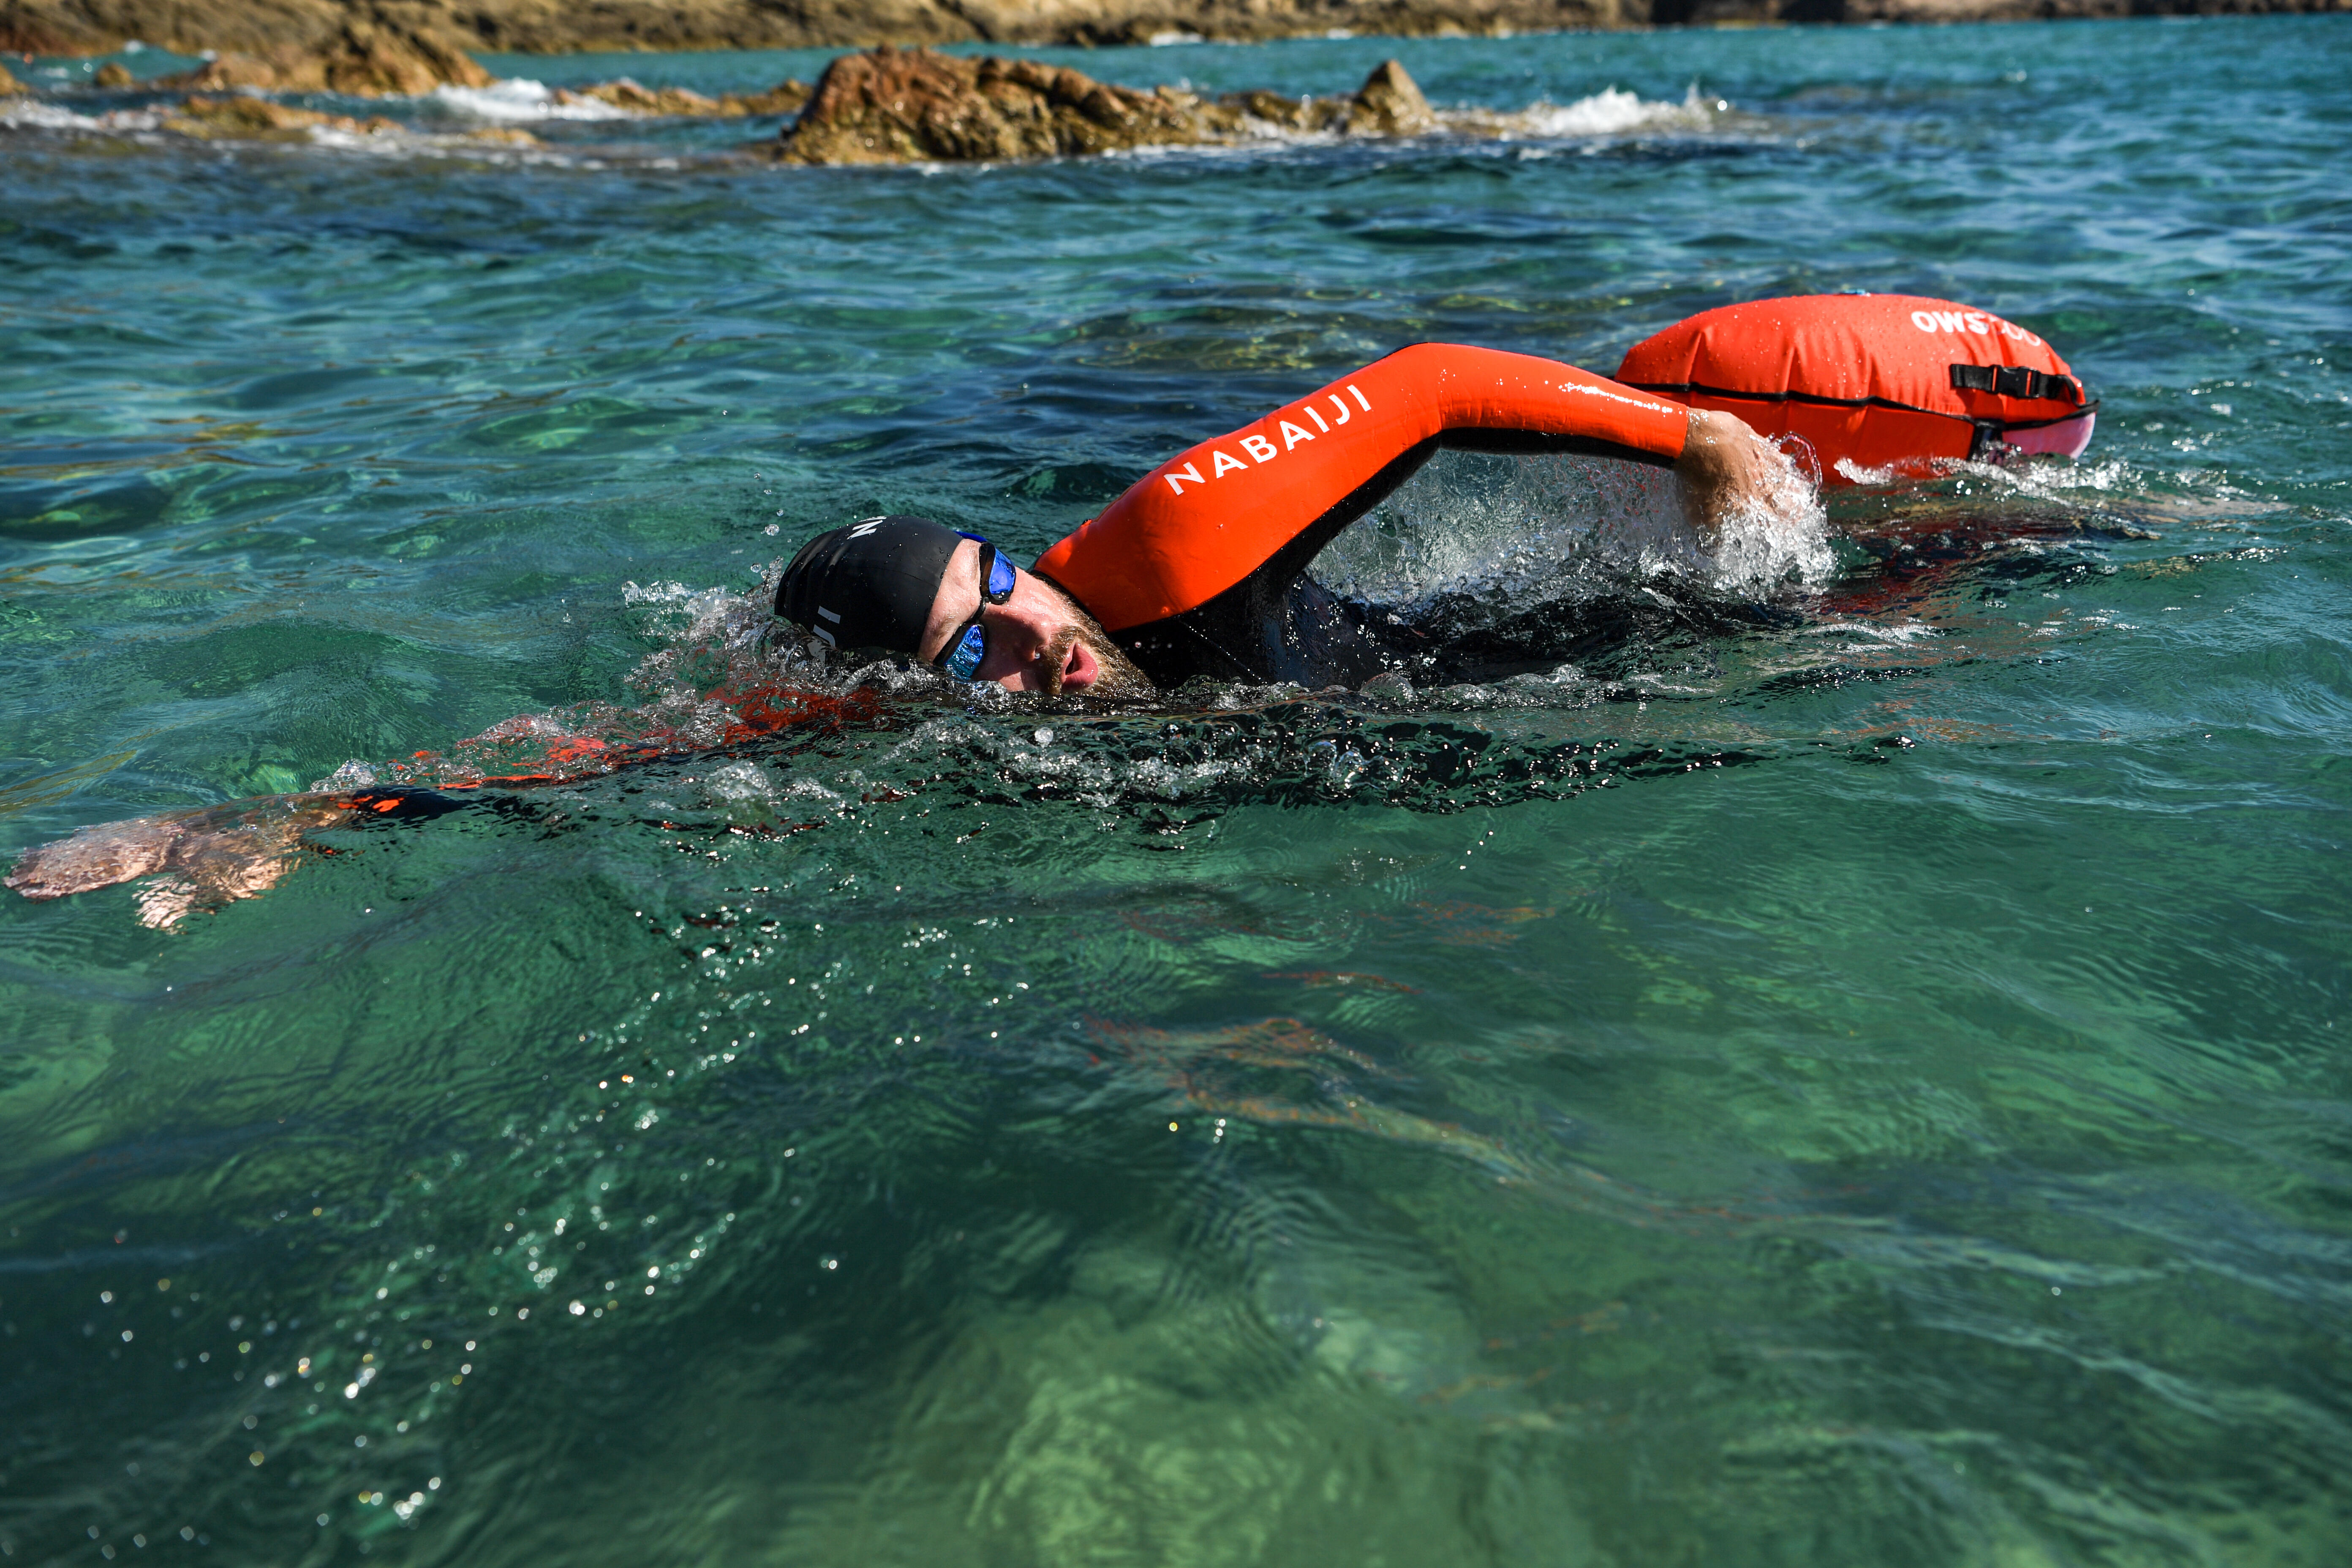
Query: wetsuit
xmin=1034 ymin=343 xmax=1693 ymax=689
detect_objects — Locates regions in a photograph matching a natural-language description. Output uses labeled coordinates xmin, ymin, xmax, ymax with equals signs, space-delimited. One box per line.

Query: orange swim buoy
xmin=1614 ymin=294 xmax=2095 ymax=482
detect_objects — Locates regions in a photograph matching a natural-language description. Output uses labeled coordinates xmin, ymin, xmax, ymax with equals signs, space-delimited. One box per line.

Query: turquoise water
xmin=4 ymin=14 xmax=2349 ymax=1564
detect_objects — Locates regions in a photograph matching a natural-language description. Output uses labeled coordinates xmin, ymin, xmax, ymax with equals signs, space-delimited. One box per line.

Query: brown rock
xmin=778 ymin=44 xmax=1220 ymax=164
xmin=0 ymin=60 xmax=23 ymax=96
xmin=167 ymin=50 xmax=323 ymax=92
xmin=780 ymin=51 xmax=1447 ymax=164
xmin=557 ymin=76 xmax=810 ymax=117
xmin=158 ymin=17 xmax=489 ymax=95
xmin=1228 ymin=88 xmax=1321 ymax=131
xmin=729 ymin=78 xmax=810 ymax=116
xmin=1344 ymin=58 xmax=1436 ymax=136
xmin=162 ymin=91 xmax=401 ymax=137
xmin=164 ymin=92 xmax=338 ymax=137
xmin=319 ymin=19 xmax=491 ymax=93
xmin=94 ymin=60 xmax=134 ymax=87
xmin=557 ymin=78 xmax=723 ymax=116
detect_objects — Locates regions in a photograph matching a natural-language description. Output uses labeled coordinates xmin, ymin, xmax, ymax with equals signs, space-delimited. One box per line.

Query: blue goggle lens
xmin=937 ymin=536 xmax=1015 ymax=683
xmin=943 ymin=622 xmax=987 ymax=682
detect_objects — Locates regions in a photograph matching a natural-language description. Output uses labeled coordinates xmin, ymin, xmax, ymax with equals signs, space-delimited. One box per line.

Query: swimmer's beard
xmin=1040 ymin=595 xmax=1157 ymax=700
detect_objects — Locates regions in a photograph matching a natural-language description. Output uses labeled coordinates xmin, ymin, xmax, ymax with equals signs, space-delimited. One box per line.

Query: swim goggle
xmin=934 ymin=534 xmax=1017 ymax=682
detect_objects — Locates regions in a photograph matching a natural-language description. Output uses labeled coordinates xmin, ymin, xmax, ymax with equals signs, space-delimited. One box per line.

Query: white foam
xmin=1510 ymin=84 xmax=1725 ymax=139
xmin=1803 ymin=619 xmax=1933 ymax=644
xmin=0 ymin=101 xmax=164 ymax=132
xmin=1 ymin=101 xmax=96 ymax=130
xmin=308 ymin=760 xmax=381 ymax=792
xmin=430 ymin=79 xmax=634 ymax=122
xmin=701 ymin=760 xmax=777 ymax=802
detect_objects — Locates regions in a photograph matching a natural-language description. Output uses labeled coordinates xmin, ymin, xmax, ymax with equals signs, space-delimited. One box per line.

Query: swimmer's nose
xmin=989 ymin=604 xmax=1059 ymax=664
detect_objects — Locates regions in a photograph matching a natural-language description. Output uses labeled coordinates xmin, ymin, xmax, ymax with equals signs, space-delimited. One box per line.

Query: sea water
xmin=3 ymin=16 xmax=2348 ymax=1565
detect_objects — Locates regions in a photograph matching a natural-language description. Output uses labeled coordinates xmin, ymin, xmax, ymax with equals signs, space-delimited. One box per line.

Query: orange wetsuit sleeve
xmin=1033 ymin=342 xmax=1691 ymax=633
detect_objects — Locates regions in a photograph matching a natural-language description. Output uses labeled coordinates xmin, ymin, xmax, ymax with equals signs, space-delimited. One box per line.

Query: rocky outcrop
xmin=777 ymin=46 xmax=1217 ymax=163
xmin=776 ymin=47 xmax=1441 ymax=163
xmin=0 ymin=60 xmax=24 ymax=94
xmin=3 ymin=0 xmax=2342 ymax=61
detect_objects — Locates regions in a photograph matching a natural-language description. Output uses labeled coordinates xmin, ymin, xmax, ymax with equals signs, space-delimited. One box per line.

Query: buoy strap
xmin=1949 ymin=363 xmax=2084 ymax=405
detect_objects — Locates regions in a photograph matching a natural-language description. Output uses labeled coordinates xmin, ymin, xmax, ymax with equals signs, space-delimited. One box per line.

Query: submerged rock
xmin=93 ymin=61 xmax=135 ymax=88
xmin=776 ymin=48 xmax=1441 ymax=165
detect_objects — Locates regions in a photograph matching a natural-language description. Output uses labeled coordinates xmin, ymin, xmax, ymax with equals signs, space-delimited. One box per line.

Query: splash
xmin=1308 ymin=446 xmax=1831 ymax=627
xmin=309 ymin=568 xmax=878 ymax=794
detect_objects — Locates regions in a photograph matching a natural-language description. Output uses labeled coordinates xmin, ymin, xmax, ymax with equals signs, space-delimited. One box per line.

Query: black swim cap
xmin=775 ymin=516 xmax=963 ymax=656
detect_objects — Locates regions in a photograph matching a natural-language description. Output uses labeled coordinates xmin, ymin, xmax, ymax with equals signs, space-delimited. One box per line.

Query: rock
xmin=779 ymin=51 xmax=1443 ymax=164
xmin=318 ymin=19 xmax=491 ymax=93
xmin=558 ymin=78 xmax=727 ymax=117
xmin=165 ymin=93 xmax=338 ymax=137
xmin=157 ymin=18 xmax=490 ymax=95
xmin=162 ymin=92 xmax=400 ymax=138
xmin=165 ymin=50 xmax=313 ymax=91
xmin=1345 ymin=58 xmax=1436 ymax=136
xmin=553 ymin=76 xmax=805 ymax=117
xmin=730 ymin=79 xmax=811 ymax=116
xmin=94 ymin=60 xmax=134 ymax=88
xmin=777 ymin=45 xmax=1225 ymax=164
xmin=0 ymin=61 xmax=23 ymax=95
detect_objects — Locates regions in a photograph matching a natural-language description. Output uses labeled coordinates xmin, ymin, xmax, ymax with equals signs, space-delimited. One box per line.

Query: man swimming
xmin=7 ymin=342 xmax=1797 ymax=923
xmin=772 ymin=342 xmax=1794 ymax=697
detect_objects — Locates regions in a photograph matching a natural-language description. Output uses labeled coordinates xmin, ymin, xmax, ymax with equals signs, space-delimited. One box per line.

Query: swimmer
xmin=7 ymin=343 xmax=1797 ymax=923
xmin=775 ymin=342 xmax=1796 ymax=696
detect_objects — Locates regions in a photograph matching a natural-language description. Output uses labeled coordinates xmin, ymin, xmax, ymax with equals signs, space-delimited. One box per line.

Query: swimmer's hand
xmin=1674 ymin=408 xmax=1797 ymax=537
xmin=5 ymin=795 xmax=354 ymax=929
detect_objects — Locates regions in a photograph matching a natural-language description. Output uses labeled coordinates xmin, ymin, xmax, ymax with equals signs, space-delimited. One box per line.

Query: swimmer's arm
xmin=5 ymin=787 xmax=456 ymax=928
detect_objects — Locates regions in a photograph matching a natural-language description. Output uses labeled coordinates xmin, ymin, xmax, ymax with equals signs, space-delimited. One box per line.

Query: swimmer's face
xmin=916 ymin=539 xmax=1153 ymax=697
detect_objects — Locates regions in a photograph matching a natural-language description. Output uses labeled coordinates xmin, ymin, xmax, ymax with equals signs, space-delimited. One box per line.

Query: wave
xmin=0 ymin=101 xmax=165 ymax=133
xmin=428 ymin=79 xmax=637 ymax=122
